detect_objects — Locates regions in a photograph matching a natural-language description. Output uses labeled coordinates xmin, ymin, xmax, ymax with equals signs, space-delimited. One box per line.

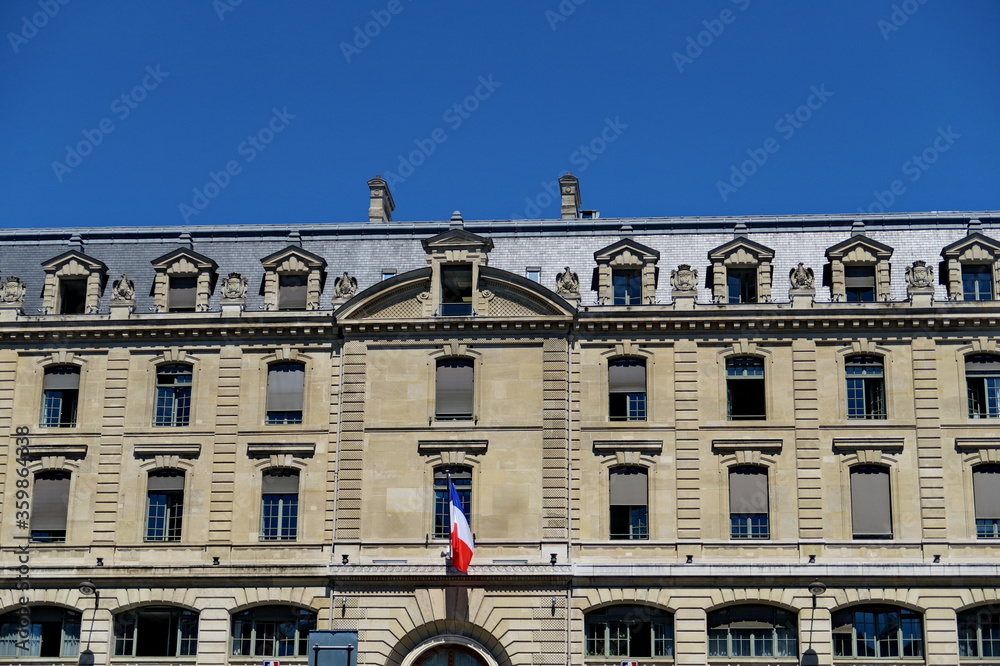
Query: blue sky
xmin=1 ymin=1 xmax=997 ymax=229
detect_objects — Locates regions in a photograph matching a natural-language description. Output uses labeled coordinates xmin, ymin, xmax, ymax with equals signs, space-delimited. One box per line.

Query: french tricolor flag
xmin=449 ymin=478 xmax=474 ymax=573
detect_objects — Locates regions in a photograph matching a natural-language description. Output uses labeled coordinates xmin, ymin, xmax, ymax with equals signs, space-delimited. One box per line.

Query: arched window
xmin=729 ymin=466 xmax=769 ymax=539
xmin=608 ymin=358 xmax=646 ymax=421
xmin=113 ymin=606 xmax=198 ymax=657
xmin=266 ymin=362 xmax=305 ymax=425
xmin=726 ymin=357 xmax=765 ymax=420
xmin=958 ymin=605 xmax=1000 ymax=658
xmin=154 ymin=364 xmax=192 ymax=427
xmin=146 ymin=470 xmax=184 ymax=542
xmin=0 ymin=607 xmax=80 ymax=657
xmin=434 ymin=466 xmax=471 ymax=539
xmin=850 ymin=465 xmax=892 ymax=539
xmin=707 ymin=605 xmax=796 ymax=658
xmin=832 ymin=605 xmax=923 ymax=659
xmin=609 ymin=466 xmax=648 ymax=540
xmin=261 ymin=469 xmax=299 ymax=541
xmin=585 ymin=605 xmax=673 ymax=658
xmin=436 ymin=358 xmax=474 ymax=420
xmin=41 ymin=365 xmax=79 ymax=428
xmin=845 ymin=355 xmax=886 ymax=419
xmin=231 ymin=606 xmax=317 ymax=657
xmin=966 ymin=354 xmax=1000 ymax=418
xmin=974 ymin=464 xmax=1000 ymax=538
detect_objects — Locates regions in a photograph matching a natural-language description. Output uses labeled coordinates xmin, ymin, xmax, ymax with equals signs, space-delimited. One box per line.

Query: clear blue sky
xmin=2 ymin=1 xmax=997 ymax=229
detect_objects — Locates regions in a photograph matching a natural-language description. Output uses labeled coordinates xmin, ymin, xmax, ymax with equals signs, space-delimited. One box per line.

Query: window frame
xmin=30 ymin=470 xmax=70 ymax=543
xmin=706 ymin=605 xmax=797 ymax=659
xmin=433 ymin=466 xmax=471 ymax=540
xmin=844 ymin=264 xmax=877 ymax=302
xmin=439 ymin=264 xmax=474 ymax=316
xmin=435 ymin=357 xmax=475 ymax=421
xmin=973 ymin=464 xmax=1000 ymax=539
xmin=260 ymin=469 xmax=300 ymax=542
xmin=113 ymin=606 xmax=198 ymax=657
xmin=265 ymin=361 xmax=305 ymax=425
xmin=849 ymin=464 xmax=893 ymax=540
xmin=726 ymin=267 xmax=758 ymax=303
xmin=40 ymin=365 xmax=80 ymax=428
xmin=153 ymin=363 xmax=193 ymax=427
xmin=958 ymin=605 xmax=1000 ymax=658
xmin=0 ymin=606 xmax=81 ymax=657
xmin=832 ymin=604 xmax=924 ymax=660
xmin=726 ymin=356 xmax=766 ymax=421
xmin=966 ymin=354 xmax=1000 ymax=419
xmin=608 ymin=357 xmax=647 ymax=422
xmin=584 ymin=605 xmax=674 ymax=659
xmin=609 ymin=466 xmax=649 ymax=540
xmin=729 ymin=465 xmax=770 ymax=540
xmin=845 ymin=355 xmax=887 ymax=420
xmin=145 ymin=469 xmax=185 ymax=542
xmin=230 ymin=605 xmax=317 ymax=658
xmin=962 ymin=264 xmax=994 ymax=300
xmin=612 ymin=268 xmax=642 ymax=306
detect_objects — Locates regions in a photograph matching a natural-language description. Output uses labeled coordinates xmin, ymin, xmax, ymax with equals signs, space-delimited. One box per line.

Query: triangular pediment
xmin=941 ymin=233 xmax=1000 ymax=260
xmin=420 ymin=229 xmax=494 ymax=253
xmin=708 ymin=238 xmax=775 ymax=262
xmin=260 ymin=245 xmax=327 ymax=271
xmin=151 ymin=248 xmax=218 ymax=271
xmin=594 ymin=238 xmax=660 ymax=263
xmin=41 ymin=250 xmax=108 ymax=274
xmin=825 ymin=235 xmax=893 ymax=261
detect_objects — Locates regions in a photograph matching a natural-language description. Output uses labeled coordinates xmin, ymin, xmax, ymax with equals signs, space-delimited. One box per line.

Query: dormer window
xmin=825 ymin=235 xmax=893 ymax=302
xmin=41 ymin=250 xmax=108 ymax=315
xmin=844 ymin=265 xmax=876 ymax=302
xmin=594 ymin=239 xmax=660 ymax=306
xmin=260 ymin=246 xmax=327 ymax=311
xmin=727 ymin=268 xmax=757 ymax=303
xmin=440 ymin=265 xmax=473 ymax=316
xmin=612 ymin=269 xmax=641 ymax=305
xmin=708 ymin=238 xmax=774 ymax=304
xmin=58 ymin=278 xmax=88 ymax=314
xmin=942 ymin=233 xmax=1000 ymax=301
xmin=150 ymin=248 xmax=218 ymax=313
xmin=278 ymin=274 xmax=308 ymax=310
xmin=963 ymin=265 xmax=993 ymax=300
xmin=168 ymin=276 xmax=198 ymax=312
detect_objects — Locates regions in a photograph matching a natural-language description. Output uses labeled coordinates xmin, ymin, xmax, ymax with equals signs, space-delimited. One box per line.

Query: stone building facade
xmin=0 ymin=176 xmax=999 ymax=665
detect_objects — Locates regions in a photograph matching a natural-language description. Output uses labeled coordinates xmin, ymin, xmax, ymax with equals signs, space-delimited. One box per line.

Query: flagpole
xmin=446 ymin=472 xmax=453 ymax=567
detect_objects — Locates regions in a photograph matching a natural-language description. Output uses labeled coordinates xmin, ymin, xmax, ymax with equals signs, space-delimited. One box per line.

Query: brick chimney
xmin=368 ymin=176 xmax=395 ymax=223
xmin=559 ymin=173 xmax=580 ymax=220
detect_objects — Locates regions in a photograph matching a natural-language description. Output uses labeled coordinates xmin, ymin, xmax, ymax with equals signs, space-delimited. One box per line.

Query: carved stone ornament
xmin=905 ymin=260 xmax=933 ymax=288
xmin=219 ymin=272 xmax=248 ymax=300
xmin=789 ymin=262 xmax=815 ymax=289
xmin=1 ymin=276 xmax=26 ymax=303
xmin=333 ymin=271 xmax=358 ymax=299
xmin=670 ymin=264 xmax=698 ymax=292
xmin=111 ymin=274 xmax=135 ymax=302
xmin=555 ymin=266 xmax=579 ymax=296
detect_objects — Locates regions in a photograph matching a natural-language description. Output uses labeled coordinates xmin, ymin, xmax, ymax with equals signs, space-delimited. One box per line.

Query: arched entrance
xmin=414 ymin=644 xmax=486 ymax=666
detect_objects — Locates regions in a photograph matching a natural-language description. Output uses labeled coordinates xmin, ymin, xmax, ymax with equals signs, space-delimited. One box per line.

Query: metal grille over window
xmin=230 ymin=606 xmax=317 ymax=657
xmin=433 ymin=467 xmax=471 ymax=539
xmin=726 ymin=356 xmax=765 ymax=420
xmin=844 ymin=265 xmax=876 ymax=302
xmin=168 ymin=276 xmax=197 ymax=311
xmin=30 ymin=471 xmax=70 ymax=543
xmin=436 ymin=358 xmax=473 ymax=420
xmin=846 ymin=355 xmax=886 ymax=419
xmin=261 ymin=469 xmax=299 ymax=541
xmin=729 ymin=466 xmax=769 ymax=539
xmin=584 ymin=605 xmax=673 ymax=658
xmin=850 ymin=465 xmax=892 ymax=539
xmin=266 ymin=362 xmax=304 ymax=425
xmin=966 ymin=354 xmax=1000 ymax=418
xmin=963 ymin=264 xmax=994 ymax=300
xmin=609 ymin=358 xmax=646 ymax=421
xmin=832 ymin=605 xmax=923 ymax=659
xmin=154 ymin=364 xmax=192 ymax=426
xmin=146 ymin=470 xmax=184 ymax=542
xmin=41 ymin=365 xmax=79 ymax=427
xmin=974 ymin=464 xmax=1000 ymax=539
xmin=609 ymin=467 xmax=648 ymax=540
xmin=707 ymin=605 xmax=797 ymax=658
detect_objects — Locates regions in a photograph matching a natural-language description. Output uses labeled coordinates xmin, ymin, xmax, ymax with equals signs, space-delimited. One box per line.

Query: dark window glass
xmin=440 ymin=265 xmax=473 ymax=315
xmin=230 ymin=606 xmax=317 ymax=657
xmin=845 ymin=265 xmax=876 ymax=302
xmin=726 ymin=357 xmax=765 ymax=420
xmin=436 ymin=358 xmax=473 ymax=420
xmin=261 ymin=470 xmax=299 ymax=541
xmin=41 ymin=366 xmax=79 ymax=427
xmin=154 ymin=364 xmax=192 ymax=427
xmin=729 ymin=466 xmax=769 ymax=539
xmin=266 ymin=362 xmax=305 ymax=425
xmin=832 ymin=605 xmax=923 ymax=659
xmin=114 ymin=607 xmax=198 ymax=657
xmin=609 ymin=358 xmax=646 ymax=421
xmin=612 ymin=269 xmax=642 ymax=305
xmin=58 ymin=278 xmax=88 ymax=314
xmin=958 ymin=606 xmax=1000 ymax=658
xmin=707 ymin=606 xmax=797 ymax=658
xmin=966 ymin=354 xmax=1000 ymax=418
xmin=0 ymin=607 xmax=81 ymax=657
xmin=585 ymin=606 xmax=673 ymax=658
xmin=146 ymin=470 xmax=184 ymax=542
xmin=727 ymin=268 xmax=757 ymax=303
xmin=846 ymin=355 xmax=886 ymax=419
xmin=433 ymin=467 xmax=471 ymax=539
xmin=168 ymin=276 xmax=197 ymax=312
xmin=278 ymin=274 xmax=308 ymax=310
xmin=609 ymin=467 xmax=648 ymax=540
xmin=30 ymin=471 xmax=70 ymax=543
xmin=963 ymin=264 xmax=993 ymax=301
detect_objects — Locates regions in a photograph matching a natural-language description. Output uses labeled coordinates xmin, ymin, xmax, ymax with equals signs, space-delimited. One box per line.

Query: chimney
xmin=368 ymin=176 xmax=395 ymax=223
xmin=559 ymin=173 xmax=580 ymax=220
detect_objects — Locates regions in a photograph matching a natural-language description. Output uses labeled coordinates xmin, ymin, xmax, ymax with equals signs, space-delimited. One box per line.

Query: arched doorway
xmin=399 ymin=634 xmax=499 ymax=666
xmin=414 ymin=644 xmax=486 ymax=666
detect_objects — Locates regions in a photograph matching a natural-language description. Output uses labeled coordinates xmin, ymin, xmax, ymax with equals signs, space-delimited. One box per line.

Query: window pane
xmin=433 ymin=468 xmax=471 ymax=539
xmin=154 ymin=365 xmax=192 ymax=426
xmin=613 ymin=270 xmax=641 ymax=305
xmin=727 ymin=268 xmax=757 ymax=303
xmin=963 ymin=264 xmax=993 ymax=300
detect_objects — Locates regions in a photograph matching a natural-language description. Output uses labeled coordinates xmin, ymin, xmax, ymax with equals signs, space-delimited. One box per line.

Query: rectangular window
xmin=612 ymin=269 xmax=641 ymax=305
xmin=729 ymin=467 xmax=769 ymax=539
xmin=30 ymin=471 xmax=70 ymax=543
xmin=41 ymin=366 xmax=79 ymax=427
xmin=435 ymin=358 xmax=473 ymax=420
xmin=278 ymin=274 xmax=308 ymax=310
xmin=58 ymin=278 xmax=88 ymax=314
xmin=851 ymin=466 xmax=892 ymax=539
xmin=381 ymin=270 xmax=396 ymax=281
xmin=526 ymin=268 xmax=540 ymax=283
xmin=726 ymin=357 xmax=765 ymax=420
xmin=154 ymin=364 xmax=192 ymax=427
xmin=967 ymin=355 xmax=1000 ymax=418
xmin=440 ymin=265 xmax=473 ymax=315
xmin=963 ymin=264 xmax=993 ymax=300
xmin=726 ymin=268 xmax=757 ymax=303
xmin=261 ymin=470 xmax=299 ymax=541
xmin=846 ymin=356 xmax=886 ymax=419
xmin=266 ymin=363 xmax=305 ymax=425
xmin=433 ymin=468 xmax=471 ymax=539
xmin=844 ymin=265 xmax=876 ymax=302
xmin=609 ymin=467 xmax=648 ymax=539
xmin=168 ymin=276 xmax=197 ymax=312
xmin=146 ymin=471 xmax=184 ymax=542
xmin=974 ymin=465 xmax=1000 ymax=538
xmin=609 ymin=358 xmax=646 ymax=421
